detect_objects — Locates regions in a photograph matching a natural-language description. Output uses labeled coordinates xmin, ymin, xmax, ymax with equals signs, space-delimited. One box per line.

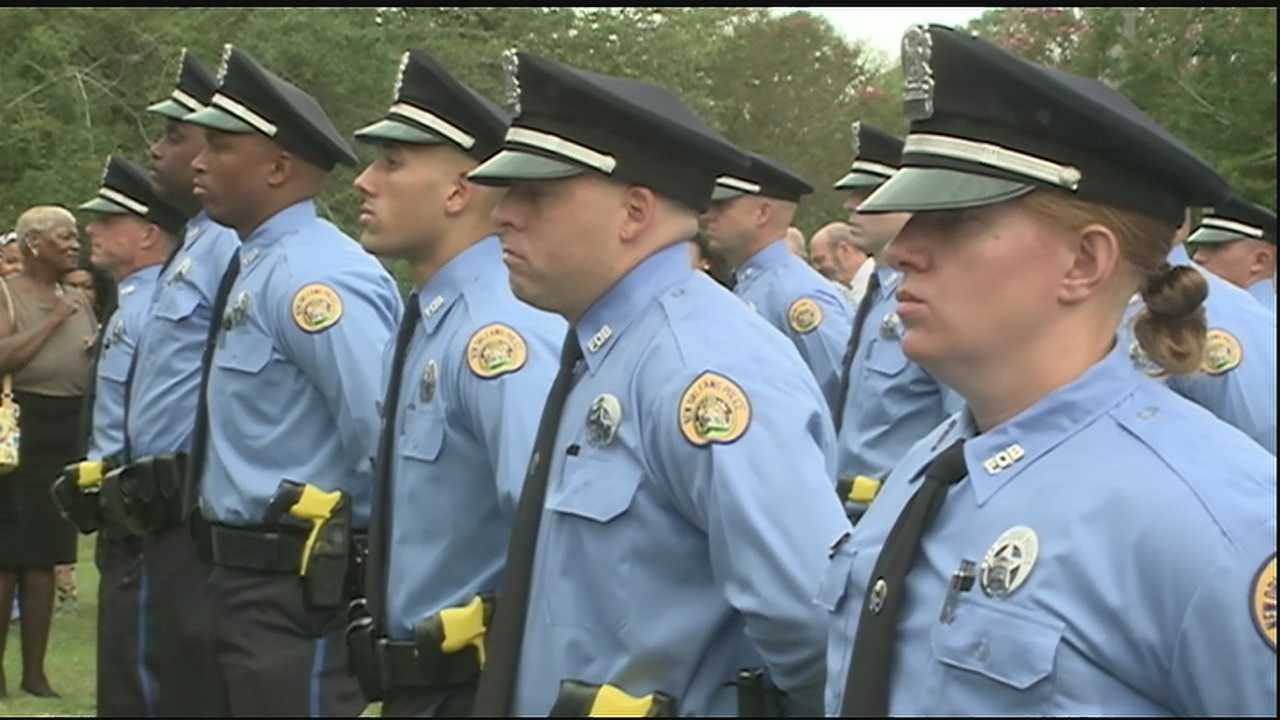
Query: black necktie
xmin=841 ymin=439 xmax=968 ymax=717
xmin=473 ymin=329 xmax=583 ymax=716
xmin=833 ymin=270 xmax=881 ymax=431
xmin=367 ymin=293 xmax=422 ymax=634
xmin=181 ymin=247 xmax=241 ymax=518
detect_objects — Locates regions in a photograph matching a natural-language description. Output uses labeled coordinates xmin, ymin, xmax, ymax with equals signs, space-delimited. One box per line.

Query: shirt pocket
xmin=153 ymin=281 xmax=202 ymax=323
xmin=864 ymin=335 xmax=909 ymax=377
xmin=543 ymin=453 xmax=645 ymax=632
xmin=929 ymin=598 xmax=1063 ymax=711
xmin=99 ymin=344 xmax=132 ymax=384
xmin=214 ymin=324 xmax=274 ymax=375
xmin=399 ymin=405 xmax=445 ymax=463
xmin=817 ymin=543 xmax=859 ymax=710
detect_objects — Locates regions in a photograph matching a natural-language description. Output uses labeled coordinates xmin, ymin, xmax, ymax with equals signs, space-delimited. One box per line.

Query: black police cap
xmin=711 ymin=151 xmax=814 ymax=203
xmin=78 ymin=156 xmax=189 ymax=236
xmin=183 ymin=45 xmax=357 ymax=171
xmin=354 ymin=49 xmax=510 ymax=160
xmin=833 ymin=122 xmax=903 ymax=190
xmin=859 ymin=24 xmax=1228 ymax=226
xmin=1190 ymin=196 xmax=1278 ymax=246
xmin=146 ymin=48 xmax=217 ymax=121
xmin=467 ymin=50 xmax=748 ymax=213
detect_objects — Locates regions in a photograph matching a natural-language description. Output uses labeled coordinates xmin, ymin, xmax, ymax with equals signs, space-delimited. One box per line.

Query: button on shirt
xmin=1120 ymin=245 xmax=1277 ymax=454
xmin=88 ymin=265 xmax=161 ymax=462
xmin=734 ymin=239 xmax=852 ymax=414
xmin=126 ymin=212 xmax=240 ymax=459
xmin=200 ymin=200 xmax=402 ymax=527
xmin=822 ymin=340 xmax=1277 ymax=716
xmin=382 ymin=236 xmax=564 ymax=640
xmin=835 ymin=263 xmax=963 ymax=483
xmin=512 ymin=242 xmax=852 ymax=716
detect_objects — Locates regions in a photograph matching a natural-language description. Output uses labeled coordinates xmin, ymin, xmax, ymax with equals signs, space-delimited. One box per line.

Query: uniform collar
xmin=1247 ymin=278 xmax=1274 ymax=306
xmin=240 ymin=199 xmax=317 ymax=267
xmin=910 ymin=339 xmax=1140 ymax=507
xmin=415 ymin=235 xmax=501 ymax=336
xmin=118 ymin=264 xmax=163 ymax=299
xmin=734 ymin=238 xmax=790 ymax=285
xmin=873 ymin=262 xmax=901 ymax=296
xmin=576 ymin=242 xmax=693 ymax=374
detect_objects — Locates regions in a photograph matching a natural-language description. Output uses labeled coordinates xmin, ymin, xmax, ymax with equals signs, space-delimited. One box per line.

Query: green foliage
xmin=0 ymin=7 xmax=900 ymax=251
xmin=967 ymin=7 xmax=1277 ymax=209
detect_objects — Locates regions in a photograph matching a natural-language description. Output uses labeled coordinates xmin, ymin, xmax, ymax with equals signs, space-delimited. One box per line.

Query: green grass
xmin=0 ymin=535 xmax=382 ymax=717
xmin=1 ymin=535 xmax=98 ymax=718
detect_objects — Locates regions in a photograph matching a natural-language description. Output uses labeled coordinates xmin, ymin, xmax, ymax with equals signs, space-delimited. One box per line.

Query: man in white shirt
xmin=810 ymin=221 xmax=873 ymax=306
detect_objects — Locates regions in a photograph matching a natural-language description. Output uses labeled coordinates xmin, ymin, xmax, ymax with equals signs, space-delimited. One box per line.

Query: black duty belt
xmin=379 ymin=639 xmax=483 ymax=689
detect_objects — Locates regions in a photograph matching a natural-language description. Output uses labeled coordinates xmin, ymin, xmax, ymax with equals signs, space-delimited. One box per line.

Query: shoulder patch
xmin=466 ymin=323 xmax=527 ymax=379
xmin=1201 ymin=329 xmax=1242 ymax=375
xmin=1252 ymin=553 xmax=1276 ymax=651
xmin=679 ymin=372 xmax=752 ymax=446
xmin=788 ymin=297 xmax=823 ymax=334
xmin=292 ymin=283 xmax=343 ymax=333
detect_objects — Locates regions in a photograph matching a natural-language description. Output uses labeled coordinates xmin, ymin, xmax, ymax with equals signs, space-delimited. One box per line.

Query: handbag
xmin=0 ymin=277 xmax=21 ymax=474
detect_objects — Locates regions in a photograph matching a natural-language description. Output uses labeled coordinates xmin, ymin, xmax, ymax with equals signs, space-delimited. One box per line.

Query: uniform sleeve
xmin=781 ymin=287 xmax=852 ymax=415
xmin=1166 ymin=320 xmax=1277 ymax=455
xmin=277 ymin=270 xmax=402 ymax=476
xmin=456 ymin=322 xmax=559 ymax=517
xmin=1168 ymin=521 xmax=1277 ymax=716
xmin=644 ymin=366 xmax=853 ymax=716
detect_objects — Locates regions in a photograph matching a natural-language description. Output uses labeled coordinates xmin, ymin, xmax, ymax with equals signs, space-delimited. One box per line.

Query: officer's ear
xmin=266 ymin=151 xmax=293 ymax=189
xmin=444 ymin=171 xmax=474 ymax=217
xmin=1061 ymin=221 xmax=1122 ymax=307
xmin=619 ymin=185 xmax=659 ymax=245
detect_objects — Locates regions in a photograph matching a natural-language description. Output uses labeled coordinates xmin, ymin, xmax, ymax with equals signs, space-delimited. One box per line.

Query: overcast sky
xmin=774 ymin=7 xmax=989 ymax=65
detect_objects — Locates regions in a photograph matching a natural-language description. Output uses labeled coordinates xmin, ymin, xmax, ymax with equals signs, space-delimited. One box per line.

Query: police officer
xmin=1189 ymin=196 xmax=1276 ymax=313
xmin=75 ymin=155 xmax=187 ymax=717
xmin=180 ymin=45 xmax=402 ymax=716
xmin=701 ymin=153 xmax=852 ymax=415
xmin=347 ymin=49 xmax=563 ymax=717
xmin=1121 ymin=202 xmax=1276 ymax=453
xmin=465 ymin=51 xmax=852 ymax=717
xmin=829 ymin=121 xmax=961 ymax=520
xmin=121 ymin=48 xmax=238 ymax=716
xmin=822 ymin=24 xmax=1276 ymax=716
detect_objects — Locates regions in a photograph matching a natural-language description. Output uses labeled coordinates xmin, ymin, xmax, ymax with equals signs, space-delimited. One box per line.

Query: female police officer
xmin=822 ymin=25 xmax=1276 ymax=716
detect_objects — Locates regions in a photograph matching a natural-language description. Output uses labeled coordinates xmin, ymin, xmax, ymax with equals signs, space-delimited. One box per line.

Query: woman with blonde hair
xmin=822 ymin=25 xmax=1275 ymax=716
xmin=0 ymin=206 xmax=96 ymax=698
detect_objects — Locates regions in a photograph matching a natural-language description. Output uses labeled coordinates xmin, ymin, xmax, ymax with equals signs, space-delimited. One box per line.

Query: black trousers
xmin=382 ymin=682 xmax=477 ymax=718
xmin=143 ymin=527 xmax=225 ymax=716
xmin=95 ymin=532 xmax=146 ymax=717
xmin=207 ymin=566 xmax=367 ymax=716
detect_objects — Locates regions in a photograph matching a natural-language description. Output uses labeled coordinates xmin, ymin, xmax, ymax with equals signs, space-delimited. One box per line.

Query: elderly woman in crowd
xmin=0 ymin=206 xmax=97 ymax=699
xmin=1 ymin=232 xmax=23 ymax=278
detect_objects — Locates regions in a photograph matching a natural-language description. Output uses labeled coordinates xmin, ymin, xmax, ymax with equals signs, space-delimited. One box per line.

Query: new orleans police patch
xmin=1252 ymin=553 xmax=1276 ymax=651
xmin=678 ymin=372 xmax=751 ymax=446
xmin=788 ymin=298 xmax=823 ymax=334
xmin=466 ymin=324 xmax=527 ymax=379
xmin=1201 ymin=329 xmax=1242 ymax=375
xmin=291 ymin=283 xmax=343 ymax=333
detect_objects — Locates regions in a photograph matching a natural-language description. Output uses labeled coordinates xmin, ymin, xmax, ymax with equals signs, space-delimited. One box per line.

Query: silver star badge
xmin=420 ymin=360 xmax=438 ymax=403
xmin=979 ymin=526 xmax=1040 ymax=599
xmin=587 ymin=394 xmax=623 ymax=448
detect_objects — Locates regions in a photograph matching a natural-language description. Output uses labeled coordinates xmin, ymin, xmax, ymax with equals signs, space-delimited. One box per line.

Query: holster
xmin=267 ymin=480 xmax=352 ymax=610
xmin=549 ymin=679 xmax=677 ymax=717
xmin=345 ymin=597 xmax=384 ymax=702
xmin=99 ymin=454 xmax=188 ymax=537
xmin=51 ymin=459 xmax=114 ymax=534
xmin=732 ymin=667 xmax=788 ymax=718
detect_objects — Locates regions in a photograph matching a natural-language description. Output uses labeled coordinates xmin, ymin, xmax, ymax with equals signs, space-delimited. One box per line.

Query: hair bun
xmin=1142 ymin=263 xmax=1208 ymax=319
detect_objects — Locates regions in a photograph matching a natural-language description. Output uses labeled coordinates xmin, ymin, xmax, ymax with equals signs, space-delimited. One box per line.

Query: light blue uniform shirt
xmin=200 ymin=200 xmax=402 ymax=527
xmin=822 ymin=340 xmax=1277 ymax=716
xmin=734 ymin=239 xmax=852 ymax=414
xmin=1121 ymin=245 xmax=1277 ymax=454
xmin=1247 ymin=278 xmax=1276 ymax=314
xmin=382 ymin=236 xmax=563 ymax=640
xmin=834 ymin=263 xmax=963 ymax=483
xmin=88 ymin=265 xmax=161 ymax=463
xmin=126 ymin=212 xmax=239 ymax=459
xmin=513 ymin=243 xmax=852 ymax=716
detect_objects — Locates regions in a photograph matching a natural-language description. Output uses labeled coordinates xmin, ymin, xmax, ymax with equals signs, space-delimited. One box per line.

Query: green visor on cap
xmin=467 ymin=148 xmax=588 ymax=186
xmin=353 ymin=118 xmax=448 ymax=146
xmin=146 ymin=98 xmax=198 ymax=121
xmin=710 ymin=185 xmax=751 ymax=202
xmin=833 ymin=171 xmax=890 ymax=191
xmin=1186 ymin=226 xmax=1250 ymax=245
xmin=181 ymin=105 xmax=256 ymax=134
xmin=77 ymin=196 xmax=132 ymax=215
xmin=856 ymin=166 xmax=1035 ymax=214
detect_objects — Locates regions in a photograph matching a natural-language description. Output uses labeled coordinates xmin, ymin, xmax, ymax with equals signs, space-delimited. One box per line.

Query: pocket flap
xmin=865 ymin=336 xmax=909 ymax=376
xmin=214 ymin=328 xmax=273 ymax=374
xmin=545 ymin=456 xmax=643 ymax=523
xmin=154 ymin=283 xmax=201 ymax=322
xmin=931 ymin=601 xmax=1063 ymax=690
xmin=815 ymin=544 xmax=857 ymax=611
xmin=400 ymin=406 xmax=445 ymax=463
